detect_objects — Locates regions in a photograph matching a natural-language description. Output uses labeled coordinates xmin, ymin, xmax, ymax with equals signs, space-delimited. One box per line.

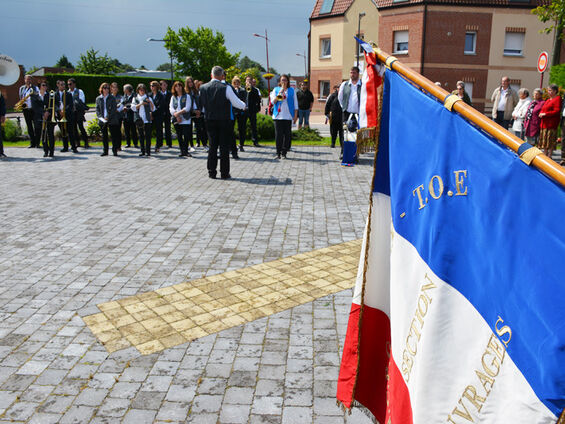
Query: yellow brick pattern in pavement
xmin=83 ymin=239 xmax=362 ymax=355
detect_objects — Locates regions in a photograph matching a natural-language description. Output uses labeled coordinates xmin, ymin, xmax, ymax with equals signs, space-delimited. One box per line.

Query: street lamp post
xmin=296 ymin=51 xmax=307 ymax=80
xmin=147 ymin=37 xmax=173 ymax=87
xmin=253 ymin=30 xmax=271 ymax=92
xmin=356 ymin=13 xmax=366 ymax=68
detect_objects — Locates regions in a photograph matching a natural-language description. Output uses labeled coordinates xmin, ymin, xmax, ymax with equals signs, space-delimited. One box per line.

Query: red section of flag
xmin=337 ymin=303 xmax=391 ymax=422
xmin=386 ymin=355 xmax=414 ymax=424
xmin=364 ymin=51 xmax=382 ymax=128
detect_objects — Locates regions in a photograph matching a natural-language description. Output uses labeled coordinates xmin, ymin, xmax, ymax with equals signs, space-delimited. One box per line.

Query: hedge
xmin=1 ymin=119 xmax=22 ymax=141
xmin=43 ymin=73 xmax=156 ymax=103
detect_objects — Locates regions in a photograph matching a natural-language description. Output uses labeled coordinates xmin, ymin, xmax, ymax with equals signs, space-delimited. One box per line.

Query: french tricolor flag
xmin=337 ymin=45 xmax=565 ymax=423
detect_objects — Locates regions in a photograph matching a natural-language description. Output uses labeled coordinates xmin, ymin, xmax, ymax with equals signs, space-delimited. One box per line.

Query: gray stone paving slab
xmin=0 ymin=145 xmax=374 ymax=423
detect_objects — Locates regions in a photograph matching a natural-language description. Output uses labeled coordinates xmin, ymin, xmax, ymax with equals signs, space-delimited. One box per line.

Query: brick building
xmin=376 ymin=0 xmax=555 ymax=113
xmin=309 ymin=0 xmax=557 ymax=113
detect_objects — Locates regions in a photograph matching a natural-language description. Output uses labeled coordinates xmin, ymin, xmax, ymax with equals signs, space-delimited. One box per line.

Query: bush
xmin=550 ymin=64 xmax=565 ymax=88
xmin=86 ymin=118 xmax=101 ymax=138
xmin=291 ymin=127 xmax=322 ymax=141
xmin=234 ymin=113 xmax=275 ymax=140
xmin=1 ymin=119 xmax=22 ymax=141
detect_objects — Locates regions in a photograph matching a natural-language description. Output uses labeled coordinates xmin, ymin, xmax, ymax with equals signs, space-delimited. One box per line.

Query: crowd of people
xmin=2 ymin=69 xmax=564 ymax=169
xmin=452 ymin=76 xmax=564 ymax=165
xmin=1 ymin=72 xmax=263 ymax=165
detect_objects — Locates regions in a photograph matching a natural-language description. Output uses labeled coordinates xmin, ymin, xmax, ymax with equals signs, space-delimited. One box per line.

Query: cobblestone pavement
xmin=0 ymin=145 xmax=374 ymax=423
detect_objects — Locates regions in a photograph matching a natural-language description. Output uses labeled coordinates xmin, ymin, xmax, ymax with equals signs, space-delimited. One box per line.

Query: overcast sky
xmin=2 ymin=0 xmax=315 ymax=75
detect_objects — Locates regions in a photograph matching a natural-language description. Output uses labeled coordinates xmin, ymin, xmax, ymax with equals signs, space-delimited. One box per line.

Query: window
xmin=464 ymin=32 xmax=476 ymax=54
xmin=319 ymin=0 xmax=335 ymax=15
xmin=393 ymin=31 xmax=409 ymax=54
xmin=504 ymin=32 xmax=524 ymax=56
xmin=510 ymin=83 xmax=521 ymax=93
xmin=320 ymin=38 xmax=331 ymax=58
xmin=319 ymin=81 xmax=330 ymax=99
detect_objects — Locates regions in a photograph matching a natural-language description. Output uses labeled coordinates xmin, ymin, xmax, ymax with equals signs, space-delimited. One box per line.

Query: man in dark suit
xmin=160 ymin=80 xmax=173 ymax=148
xmin=68 ymin=78 xmax=89 ymax=148
xmin=18 ymin=75 xmax=39 ymax=148
xmin=324 ymin=85 xmax=343 ymax=151
xmin=245 ymin=76 xmax=261 ymax=146
xmin=199 ymin=66 xmax=246 ymax=179
xmin=149 ymin=81 xmax=165 ymax=152
xmin=0 ymin=91 xmax=6 ymax=158
xmin=95 ymin=83 xmax=121 ymax=156
xmin=55 ymin=80 xmax=78 ymax=153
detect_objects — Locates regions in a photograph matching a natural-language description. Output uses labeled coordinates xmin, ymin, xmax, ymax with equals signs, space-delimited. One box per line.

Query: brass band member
xmin=95 ymin=83 xmax=120 ymax=156
xmin=132 ymin=83 xmax=155 ymax=157
xmin=149 ymin=81 xmax=165 ymax=153
xmin=0 ymin=91 xmax=6 ymax=158
xmin=110 ymin=82 xmax=123 ymax=151
xmin=160 ymin=80 xmax=173 ymax=148
xmin=55 ymin=80 xmax=78 ymax=153
xmin=269 ymin=74 xmax=297 ymax=159
xmin=68 ymin=78 xmax=89 ymax=148
xmin=18 ymin=75 xmax=39 ymax=148
xmin=187 ymin=77 xmax=205 ymax=150
xmin=31 ymin=82 xmax=50 ymax=157
xmin=122 ymin=84 xmax=138 ymax=148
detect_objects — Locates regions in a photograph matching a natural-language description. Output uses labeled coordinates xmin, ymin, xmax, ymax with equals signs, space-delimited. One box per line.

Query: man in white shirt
xmin=199 ymin=66 xmax=246 ymax=179
xmin=18 ymin=75 xmax=39 ymax=148
xmin=337 ymin=66 xmax=362 ymax=158
xmin=491 ymin=76 xmax=518 ymax=130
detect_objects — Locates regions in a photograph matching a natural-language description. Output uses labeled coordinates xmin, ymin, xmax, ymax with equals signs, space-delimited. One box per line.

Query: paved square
xmin=0 ymin=145 xmax=374 ymax=423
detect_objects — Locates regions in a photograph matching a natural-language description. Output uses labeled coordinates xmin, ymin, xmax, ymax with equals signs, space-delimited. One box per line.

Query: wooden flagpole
xmin=373 ymin=48 xmax=565 ymax=188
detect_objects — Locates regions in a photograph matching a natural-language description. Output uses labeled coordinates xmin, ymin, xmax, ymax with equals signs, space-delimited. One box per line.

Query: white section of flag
xmin=352 ymin=193 xmax=391 ymax=314
xmin=388 ymin=229 xmax=558 ymax=423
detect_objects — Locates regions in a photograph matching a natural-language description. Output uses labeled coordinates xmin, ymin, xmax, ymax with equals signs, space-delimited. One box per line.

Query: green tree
xmin=532 ymin=0 xmax=565 ymax=66
xmin=156 ymin=62 xmax=173 ymax=72
xmin=109 ymin=59 xmax=135 ymax=73
xmin=164 ymin=26 xmax=239 ymax=81
xmin=238 ymin=56 xmax=265 ymax=72
xmin=55 ymin=54 xmax=74 ymax=69
xmin=76 ymin=48 xmax=119 ymax=75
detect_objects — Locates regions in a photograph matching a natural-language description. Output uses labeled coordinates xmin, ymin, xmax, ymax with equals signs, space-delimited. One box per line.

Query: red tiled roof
xmin=310 ymin=0 xmax=355 ymax=20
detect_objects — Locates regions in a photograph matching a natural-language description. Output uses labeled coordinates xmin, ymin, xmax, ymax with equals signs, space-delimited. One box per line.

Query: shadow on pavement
xmin=232 ymin=176 xmax=293 ymax=185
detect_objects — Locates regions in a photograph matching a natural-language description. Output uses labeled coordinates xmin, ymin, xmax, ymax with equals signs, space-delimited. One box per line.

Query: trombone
xmin=40 ymin=91 xmax=56 ymax=146
xmin=57 ymin=90 xmax=68 ymax=139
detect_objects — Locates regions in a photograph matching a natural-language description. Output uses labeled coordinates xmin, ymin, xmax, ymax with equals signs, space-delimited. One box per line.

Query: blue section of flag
xmin=376 ymin=70 xmax=565 ymax=415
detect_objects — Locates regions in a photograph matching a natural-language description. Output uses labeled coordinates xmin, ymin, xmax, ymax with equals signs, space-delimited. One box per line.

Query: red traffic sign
xmin=537 ymin=51 xmax=548 ymax=73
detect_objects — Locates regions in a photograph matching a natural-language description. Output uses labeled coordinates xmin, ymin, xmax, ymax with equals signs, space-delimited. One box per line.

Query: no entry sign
xmin=537 ymin=51 xmax=548 ymax=73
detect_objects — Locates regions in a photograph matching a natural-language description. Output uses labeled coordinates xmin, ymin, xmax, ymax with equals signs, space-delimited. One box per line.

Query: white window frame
xmin=464 ymin=31 xmax=477 ymax=55
xmin=504 ymin=32 xmax=524 ymax=57
xmin=319 ymin=81 xmax=330 ymax=100
xmin=320 ymin=38 xmax=331 ymax=58
xmin=393 ymin=30 xmax=409 ymax=54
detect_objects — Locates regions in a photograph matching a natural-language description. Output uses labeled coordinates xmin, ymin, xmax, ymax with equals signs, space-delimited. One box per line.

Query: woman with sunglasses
xmin=95 ymin=82 xmax=121 ymax=156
